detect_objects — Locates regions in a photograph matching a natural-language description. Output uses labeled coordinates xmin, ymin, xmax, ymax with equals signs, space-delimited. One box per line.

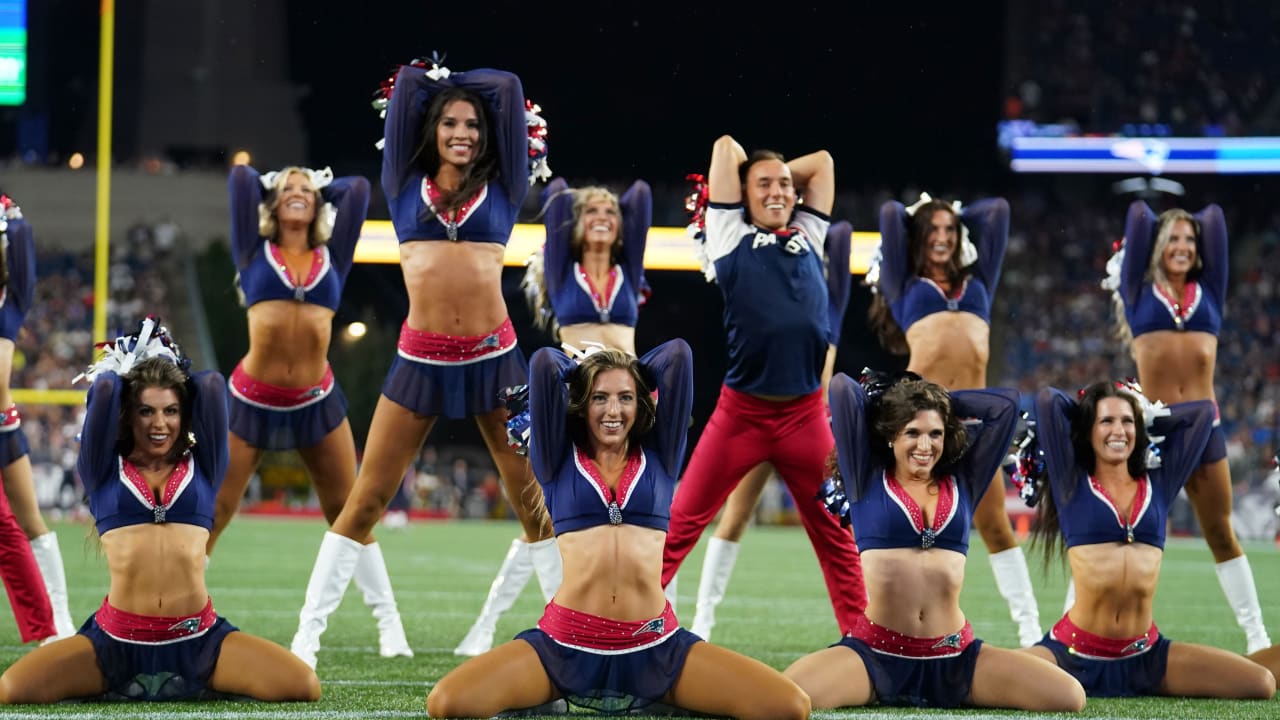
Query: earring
xmin=888 ymin=441 xmax=893 ymax=448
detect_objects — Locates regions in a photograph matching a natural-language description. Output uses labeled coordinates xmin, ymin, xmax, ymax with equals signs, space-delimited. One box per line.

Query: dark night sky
xmin=18 ymin=2 xmax=1008 ymax=196
xmin=280 ymin=1 xmax=1008 ymax=193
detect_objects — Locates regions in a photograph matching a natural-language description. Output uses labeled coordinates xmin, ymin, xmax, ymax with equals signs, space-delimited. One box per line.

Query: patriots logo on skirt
xmin=632 ymin=617 xmax=665 ymax=636
xmin=167 ymin=617 xmax=202 ymax=634
xmin=932 ymin=632 xmax=963 ymax=650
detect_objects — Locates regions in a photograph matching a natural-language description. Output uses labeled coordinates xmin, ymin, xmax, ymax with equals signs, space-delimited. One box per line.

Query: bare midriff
xmin=1132 ymin=331 xmax=1217 ymax=404
xmin=558 ymin=323 xmax=636 ymax=357
xmin=860 ymin=547 xmax=967 ymax=637
xmin=101 ymin=522 xmax=211 ymax=616
xmin=905 ymin=312 xmax=990 ymax=391
xmin=401 ymin=241 xmax=508 ymax=335
xmin=556 ymin=523 xmax=669 ymax=621
xmin=1066 ymin=541 xmax=1162 ymax=638
xmin=243 ymin=301 xmax=333 ymax=385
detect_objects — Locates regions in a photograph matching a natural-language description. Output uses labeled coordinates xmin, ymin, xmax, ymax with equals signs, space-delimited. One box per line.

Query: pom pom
xmin=815 ymin=476 xmax=851 ymax=528
xmin=856 ymin=367 xmax=923 ymax=401
xmin=73 ymin=315 xmax=190 ymax=385
xmin=1100 ymin=237 xmax=1125 ymax=292
xmin=682 ymin=174 xmax=716 ymax=282
xmin=371 ymin=54 xmax=444 ymax=148
xmin=500 ymin=384 xmax=531 ymax=455
xmin=525 ymin=99 xmax=551 ymax=185
xmin=1004 ymin=412 xmax=1046 ymax=507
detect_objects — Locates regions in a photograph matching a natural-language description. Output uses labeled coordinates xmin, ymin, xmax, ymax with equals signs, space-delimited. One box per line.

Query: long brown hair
xmin=869 ymin=200 xmax=968 ymax=354
xmin=117 ymin=357 xmax=193 ymax=465
xmin=1030 ymin=381 xmax=1149 ymax=568
xmin=565 ymin=349 xmax=656 ymax=451
xmin=414 ymin=87 xmax=498 ymax=213
xmin=868 ymin=379 xmax=968 ymax=478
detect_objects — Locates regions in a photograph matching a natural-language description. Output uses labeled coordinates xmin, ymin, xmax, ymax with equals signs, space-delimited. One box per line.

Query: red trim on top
xmin=1088 ymin=475 xmax=1148 ymax=541
xmin=121 ymin=455 xmax=193 ymax=510
xmin=574 ymin=445 xmax=643 ymax=510
xmin=885 ymin=473 xmax=955 ymax=538
xmin=0 ymin=403 xmax=19 ymax=430
xmin=267 ymin=243 xmax=324 ymax=288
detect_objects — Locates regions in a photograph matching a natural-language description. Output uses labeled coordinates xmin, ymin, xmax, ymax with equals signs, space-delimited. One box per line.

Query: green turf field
xmin=0 ymin=518 xmax=1276 ymax=718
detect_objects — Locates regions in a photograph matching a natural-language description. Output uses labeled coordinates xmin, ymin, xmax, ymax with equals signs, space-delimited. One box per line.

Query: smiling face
xmin=129 ymin=386 xmax=182 ymax=464
xmin=1090 ymin=396 xmax=1136 ymax=468
xmin=1160 ymin=218 xmax=1198 ymax=280
xmin=744 ymin=159 xmax=796 ymax=231
xmin=435 ymin=99 xmax=481 ymax=169
xmin=892 ymin=409 xmax=946 ymax=482
xmin=580 ymin=194 xmax=621 ymax=255
xmin=585 ymin=368 xmax=637 ymax=453
xmin=923 ymin=208 xmax=958 ymax=271
xmin=274 ymin=171 xmax=317 ymax=228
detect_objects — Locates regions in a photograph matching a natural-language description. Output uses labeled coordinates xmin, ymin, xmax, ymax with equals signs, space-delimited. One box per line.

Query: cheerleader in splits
xmin=868 ymin=193 xmax=1041 ymax=645
xmin=1024 ymin=381 xmax=1274 ymax=699
xmin=784 ymin=372 xmax=1084 ymax=711
xmin=689 ymin=219 xmax=853 ymax=642
xmin=0 ymin=320 xmax=319 ymax=702
xmin=661 ymin=135 xmax=865 ymax=636
xmin=1106 ymin=201 xmax=1270 ymax=652
xmin=427 ymin=341 xmax=809 ymax=719
xmin=207 ymin=164 xmax=410 ymax=660
xmin=291 ymin=59 xmax=557 ymax=668
xmin=455 ymin=176 xmax=652 ymax=656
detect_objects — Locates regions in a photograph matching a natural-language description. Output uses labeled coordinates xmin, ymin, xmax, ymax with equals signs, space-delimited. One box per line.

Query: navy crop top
xmin=381 ymin=66 xmax=529 ymax=245
xmin=228 ymin=165 xmax=369 ymax=311
xmin=541 ymin=178 xmax=652 ymax=327
xmin=1035 ymin=387 xmax=1215 ymax=549
xmin=876 ymin=197 xmax=1009 ymax=330
xmin=1120 ymin=201 xmax=1226 ymax=337
xmin=0 ymin=215 xmax=35 ymax=341
xmin=829 ymin=373 xmax=1018 ymax=554
xmin=529 ymin=339 xmax=693 ymax=535
xmin=78 ymin=370 xmax=229 ymax=535
xmin=703 ymin=203 xmax=830 ymax=396
xmin=825 ymin=220 xmax=853 ymax=346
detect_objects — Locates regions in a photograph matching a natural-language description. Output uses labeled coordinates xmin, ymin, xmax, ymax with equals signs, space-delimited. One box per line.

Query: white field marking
xmin=0 ymin=707 xmax=424 ymax=712
xmin=811 ymin=713 xmax=1144 ymax=720
xmin=322 ymin=679 xmax=434 ymax=688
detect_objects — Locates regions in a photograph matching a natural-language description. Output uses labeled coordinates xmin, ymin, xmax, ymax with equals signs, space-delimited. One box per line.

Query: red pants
xmin=662 ymin=385 xmax=866 ymax=634
xmin=0 ymin=478 xmax=54 ymax=642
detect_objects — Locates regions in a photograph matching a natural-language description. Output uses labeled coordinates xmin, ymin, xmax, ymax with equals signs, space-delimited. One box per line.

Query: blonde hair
xmin=1112 ymin=208 xmax=1203 ymax=349
xmin=257 ymin=167 xmax=333 ymax=248
xmin=570 ymin=186 xmax=623 ymax=263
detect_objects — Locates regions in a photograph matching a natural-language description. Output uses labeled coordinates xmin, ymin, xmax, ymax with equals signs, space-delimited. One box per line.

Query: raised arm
xmin=189 ymin=371 xmax=229 ymax=490
xmin=961 ymin=197 xmax=1010 ymax=293
xmin=787 ymin=150 xmax=834 ymax=216
xmin=825 ymin=220 xmax=853 ymax=346
xmin=529 ymin=347 xmax=576 ymax=485
xmin=380 ymin=64 xmax=433 ymax=204
xmin=541 ymin=178 xmax=574 ymax=294
xmin=1150 ymin=399 xmax=1216 ymax=498
xmin=322 ymin=175 xmax=371 ymax=280
xmin=1121 ymin=200 xmax=1158 ymax=308
xmin=1034 ymin=387 xmax=1081 ymax=498
xmin=949 ymin=387 xmax=1020 ymax=501
xmin=639 ymin=339 xmax=693 ymax=478
xmin=5 ymin=217 xmax=35 ymax=316
xmin=450 ymin=68 xmax=529 ymax=209
xmin=619 ymin=180 xmax=653 ymax=296
xmin=1194 ymin=203 xmax=1229 ymax=308
xmin=829 ymin=373 xmax=874 ymax=502
xmin=228 ymin=164 xmax=265 ymax=268
xmin=76 ymin=373 xmax=124 ymax=492
xmin=708 ymin=135 xmax=746 ymax=205
xmin=876 ymin=201 xmax=912 ymax=304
